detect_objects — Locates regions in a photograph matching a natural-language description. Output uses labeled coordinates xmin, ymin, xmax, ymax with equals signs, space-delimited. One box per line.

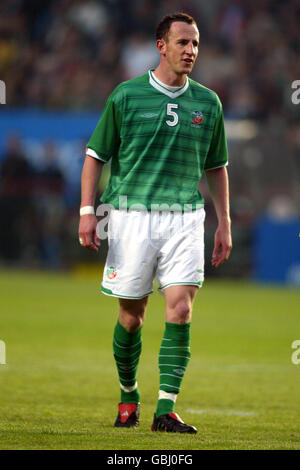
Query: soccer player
xmin=79 ymin=12 xmax=232 ymax=434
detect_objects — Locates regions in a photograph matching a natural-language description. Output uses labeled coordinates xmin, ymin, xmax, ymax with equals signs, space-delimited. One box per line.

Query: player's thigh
xmin=119 ymin=296 xmax=149 ymax=317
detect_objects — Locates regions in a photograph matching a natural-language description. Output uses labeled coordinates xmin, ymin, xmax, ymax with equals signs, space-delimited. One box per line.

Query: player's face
xmin=161 ymin=22 xmax=199 ymax=76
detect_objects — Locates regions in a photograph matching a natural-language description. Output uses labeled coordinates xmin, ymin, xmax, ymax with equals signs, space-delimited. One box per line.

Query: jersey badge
xmin=191 ymin=111 xmax=204 ymax=127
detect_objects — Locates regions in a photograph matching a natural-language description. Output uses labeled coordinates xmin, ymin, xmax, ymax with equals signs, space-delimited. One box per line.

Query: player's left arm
xmin=205 ymin=165 xmax=232 ymax=268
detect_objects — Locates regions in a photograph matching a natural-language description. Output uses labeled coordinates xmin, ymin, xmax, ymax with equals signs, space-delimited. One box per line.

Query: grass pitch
xmin=0 ymin=269 xmax=299 ymax=450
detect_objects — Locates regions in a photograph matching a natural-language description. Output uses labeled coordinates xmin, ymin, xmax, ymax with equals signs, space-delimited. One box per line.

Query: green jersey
xmin=87 ymin=70 xmax=228 ymax=210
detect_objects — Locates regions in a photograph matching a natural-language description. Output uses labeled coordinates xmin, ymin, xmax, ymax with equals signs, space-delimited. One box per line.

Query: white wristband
xmin=80 ymin=206 xmax=95 ymax=216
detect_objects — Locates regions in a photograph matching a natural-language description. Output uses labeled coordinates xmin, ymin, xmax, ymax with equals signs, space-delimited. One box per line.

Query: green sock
xmin=113 ymin=320 xmax=142 ymax=404
xmin=156 ymin=322 xmax=191 ymax=417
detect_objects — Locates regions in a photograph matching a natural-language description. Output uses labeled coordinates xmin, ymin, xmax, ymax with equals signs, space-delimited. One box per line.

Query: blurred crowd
xmin=0 ymin=0 xmax=299 ymax=118
xmin=0 ymin=134 xmax=66 ymax=267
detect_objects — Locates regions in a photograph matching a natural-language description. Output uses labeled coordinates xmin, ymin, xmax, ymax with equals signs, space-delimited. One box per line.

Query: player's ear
xmin=156 ymin=39 xmax=166 ymax=55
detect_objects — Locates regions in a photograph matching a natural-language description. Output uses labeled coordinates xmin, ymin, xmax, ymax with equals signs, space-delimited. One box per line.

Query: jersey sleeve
xmin=86 ymin=93 xmax=122 ymax=163
xmin=204 ymin=102 xmax=228 ymax=171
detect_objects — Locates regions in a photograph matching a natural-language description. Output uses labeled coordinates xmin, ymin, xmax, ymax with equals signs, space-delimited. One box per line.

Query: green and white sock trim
xmin=158 ymin=390 xmax=177 ymax=402
xmin=120 ymin=381 xmax=138 ymax=393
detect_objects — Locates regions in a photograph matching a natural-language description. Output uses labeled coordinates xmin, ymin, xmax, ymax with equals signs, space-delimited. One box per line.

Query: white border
xmin=86 ymin=148 xmax=107 ymax=162
xmin=205 ymin=162 xmax=228 ymax=171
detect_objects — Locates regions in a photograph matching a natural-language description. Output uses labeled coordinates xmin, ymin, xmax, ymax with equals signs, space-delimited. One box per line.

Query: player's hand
xmin=78 ymin=214 xmax=100 ymax=252
xmin=211 ymin=221 xmax=232 ymax=268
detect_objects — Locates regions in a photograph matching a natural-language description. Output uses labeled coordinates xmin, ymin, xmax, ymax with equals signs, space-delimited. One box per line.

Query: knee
xmin=119 ymin=311 xmax=144 ymax=332
xmin=119 ymin=298 xmax=147 ymax=332
xmin=168 ymin=300 xmax=192 ymax=324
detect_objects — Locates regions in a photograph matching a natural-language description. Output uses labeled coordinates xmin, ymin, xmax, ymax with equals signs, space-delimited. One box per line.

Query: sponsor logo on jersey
xmin=140 ymin=112 xmax=159 ymax=118
xmin=191 ymin=111 xmax=204 ymax=126
xmin=106 ymin=266 xmax=117 ymax=279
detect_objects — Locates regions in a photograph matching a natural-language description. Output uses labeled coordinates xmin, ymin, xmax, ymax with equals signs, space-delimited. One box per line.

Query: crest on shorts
xmin=191 ymin=110 xmax=204 ymax=126
xmin=106 ymin=266 xmax=117 ymax=280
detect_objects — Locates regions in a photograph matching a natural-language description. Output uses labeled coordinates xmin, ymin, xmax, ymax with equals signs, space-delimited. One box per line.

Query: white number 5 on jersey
xmin=166 ymin=103 xmax=179 ymax=127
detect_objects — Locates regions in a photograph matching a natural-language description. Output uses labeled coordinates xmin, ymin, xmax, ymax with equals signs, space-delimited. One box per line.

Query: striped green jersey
xmin=86 ymin=70 xmax=228 ymax=210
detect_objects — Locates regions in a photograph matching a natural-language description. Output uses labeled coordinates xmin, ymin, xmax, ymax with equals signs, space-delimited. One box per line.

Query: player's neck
xmin=153 ymin=65 xmax=187 ymax=87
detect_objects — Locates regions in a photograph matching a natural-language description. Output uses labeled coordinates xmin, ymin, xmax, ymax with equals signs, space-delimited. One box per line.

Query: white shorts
xmin=101 ymin=208 xmax=205 ymax=299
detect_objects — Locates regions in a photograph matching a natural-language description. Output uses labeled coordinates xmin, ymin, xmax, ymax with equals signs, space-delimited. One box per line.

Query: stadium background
xmin=0 ymin=0 xmax=300 ymax=451
xmin=0 ymin=0 xmax=299 ymax=282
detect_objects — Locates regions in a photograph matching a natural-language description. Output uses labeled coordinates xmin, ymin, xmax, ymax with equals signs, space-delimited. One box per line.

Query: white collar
xmin=151 ymin=73 xmax=182 ymax=91
xmin=149 ymin=70 xmax=189 ymax=98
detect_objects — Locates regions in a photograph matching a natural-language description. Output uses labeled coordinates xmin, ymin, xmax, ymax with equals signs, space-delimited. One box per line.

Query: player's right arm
xmin=79 ymin=155 xmax=104 ymax=252
xmin=79 ymin=88 xmax=122 ymax=251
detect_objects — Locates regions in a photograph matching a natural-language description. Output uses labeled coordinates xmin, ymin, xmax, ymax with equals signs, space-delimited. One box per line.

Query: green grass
xmin=0 ymin=269 xmax=299 ymax=450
